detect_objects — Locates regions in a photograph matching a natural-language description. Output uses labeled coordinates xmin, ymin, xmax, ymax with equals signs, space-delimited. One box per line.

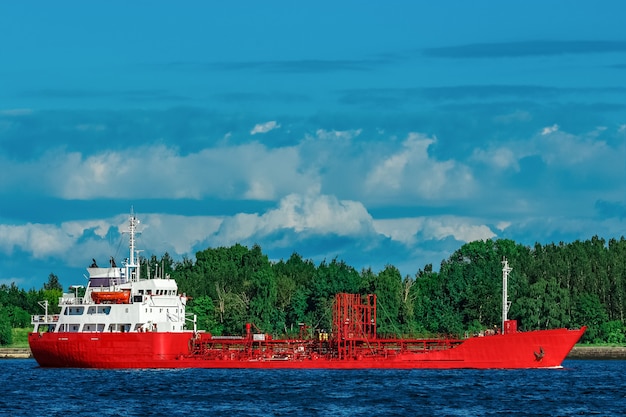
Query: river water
xmin=1 ymin=359 xmax=624 ymax=416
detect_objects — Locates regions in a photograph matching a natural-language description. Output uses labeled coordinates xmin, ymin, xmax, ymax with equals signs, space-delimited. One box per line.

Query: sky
xmin=1 ymin=1 xmax=625 ymax=291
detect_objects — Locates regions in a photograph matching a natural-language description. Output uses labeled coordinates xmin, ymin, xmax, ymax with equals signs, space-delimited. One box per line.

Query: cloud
xmin=0 ymin=143 xmax=316 ymax=201
xmin=139 ymin=213 xmax=224 ymax=255
xmin=541 ymin=124 xmax=559 ymax=135
xmin=365 ymin=133 xmax=474 ymax=200
xmin=213 ymin=190 xmax=375 ymax=247
xmin=0 ymin=192 xmax=376 ymax=269
xmin=536 ymin=128 xmax=615 ymax=168
xmin=250 ymin=121 xmax=281 ymax=135
xmin=374 ymin=217 xmax=496 ymax=245
xmin=473 ymin=125 xmax=623 ymax=177
xmin=0 ymin=213 xmax=224 ymax=269
xmin=496 ymin=221 xmax=511 ymax=231
xmin=0 ymin=223 xmax=76 ymax=259
xmin=472 ymin=147 xmax=519 ymax=171
xmin=0 ymin=191 xmax=505 ymax=284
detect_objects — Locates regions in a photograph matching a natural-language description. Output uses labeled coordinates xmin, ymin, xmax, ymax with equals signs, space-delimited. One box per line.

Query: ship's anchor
xmin=534 ymin=346 xmax=545 ymax=361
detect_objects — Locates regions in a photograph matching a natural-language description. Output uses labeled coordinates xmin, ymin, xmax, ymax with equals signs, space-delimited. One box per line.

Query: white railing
xmin=31 ymin=314 xmax=60 ymax=323
xmin=59 ymin=296 xmax=85 ymax=305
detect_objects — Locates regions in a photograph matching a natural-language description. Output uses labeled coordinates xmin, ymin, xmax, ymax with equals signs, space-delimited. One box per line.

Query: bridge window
xmin=65 ymin=307 xmax=85 ymax=315
xmin=97 ymin=306 xmax=111 ymax=314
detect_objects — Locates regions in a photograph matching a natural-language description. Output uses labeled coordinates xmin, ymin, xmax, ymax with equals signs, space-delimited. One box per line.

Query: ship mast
xmin=126 ymin=208 xmax=140 ymax=282
xmin=501 ymin=258 xmax=512 ymax=333
xmin=129 ymin=209 xmax=136 ymax=266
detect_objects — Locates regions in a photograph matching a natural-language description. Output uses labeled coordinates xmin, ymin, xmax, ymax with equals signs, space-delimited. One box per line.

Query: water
xmin=1 ymin=360 xmax=625 ymax=416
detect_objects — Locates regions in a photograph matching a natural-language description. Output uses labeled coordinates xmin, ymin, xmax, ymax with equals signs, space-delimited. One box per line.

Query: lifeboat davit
xmin=91 ymin=290 xmax=131 ymax=304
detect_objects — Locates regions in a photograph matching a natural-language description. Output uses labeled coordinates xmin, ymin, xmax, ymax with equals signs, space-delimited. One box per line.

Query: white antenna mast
xmin=125 ymin=207 xmax=141 ymax=282
xmin=129 ymin=208 xmax=137 ymax=266
xmin=502 ymin=258 xmax=512 ymax=333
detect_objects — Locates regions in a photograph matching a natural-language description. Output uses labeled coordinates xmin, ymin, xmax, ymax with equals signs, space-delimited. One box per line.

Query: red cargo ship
xmin=29 ymin=212 xmax=585 ymax=369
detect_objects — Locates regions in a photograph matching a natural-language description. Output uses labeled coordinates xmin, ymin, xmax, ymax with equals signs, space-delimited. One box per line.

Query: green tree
xmin=310 ymin=258 xmax=361 ymax=330
xmin=573 ymin=293 xmax=609 ymax=343
xmin=188 ymin=296 xmax=221 ymax=334
xmin=601 ymin=320 xmax=626 ymax=344
xmin=249 ymin=267 xmax=278 ymax=333
xmin=6 ymin=305 xmax=31 ymax=328
xmin=44 ymin=273 xmax=63 ymax=291
xmin=0 ymin=307 xmax=12 ymax=345
xmin=285 ymin=287 xmax=311 ymax=333
xmin=272 ymin=252 xmax=317 ymax=331
xmin=363 ymin=265 xmax=402 ymax=335
xmin=412 ymin=266 xmax=463 ymax=335
xmin=40 ymin=289 xmax=63 ymax=315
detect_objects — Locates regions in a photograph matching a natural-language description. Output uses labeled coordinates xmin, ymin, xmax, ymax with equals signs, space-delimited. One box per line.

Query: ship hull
xmin=29 ymin=327 xmax=585 ymax=369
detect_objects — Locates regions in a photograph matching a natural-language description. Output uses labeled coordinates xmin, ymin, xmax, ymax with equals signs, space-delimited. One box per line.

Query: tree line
xmin=171 ymin=237 xmax=626 ymax=344
xmin=2 ymin=237 xmax=625 ymax=345
xmin=0 ymin=275 xmax=63 ymax=345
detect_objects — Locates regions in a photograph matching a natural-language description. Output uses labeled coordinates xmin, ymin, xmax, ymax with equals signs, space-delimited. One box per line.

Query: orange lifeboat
xmin=91 ymin=290 xmax=131 ymax=304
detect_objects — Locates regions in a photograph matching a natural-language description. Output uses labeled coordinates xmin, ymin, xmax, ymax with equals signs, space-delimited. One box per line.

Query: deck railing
xmin=59 ymin=296 xmax=85 ymax=305
xmin=31 ymin=314 xmax=60 ymax=323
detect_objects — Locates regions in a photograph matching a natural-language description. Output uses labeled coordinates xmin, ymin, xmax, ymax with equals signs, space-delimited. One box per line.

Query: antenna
xmin=124 ymin=207 xmax=141 ymax=282
xmin=502 ymin=257 xmax=512 ymax=333
xmin=129 ymin=208 xmax=137 ymax=267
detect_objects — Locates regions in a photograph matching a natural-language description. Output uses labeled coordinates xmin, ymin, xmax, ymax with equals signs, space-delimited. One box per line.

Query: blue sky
xmin=1 ymin=1 xmax=625 ymax=290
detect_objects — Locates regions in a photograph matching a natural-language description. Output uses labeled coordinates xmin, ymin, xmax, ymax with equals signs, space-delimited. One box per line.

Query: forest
xmin=1 ymin=236 xmax=625 ymax=345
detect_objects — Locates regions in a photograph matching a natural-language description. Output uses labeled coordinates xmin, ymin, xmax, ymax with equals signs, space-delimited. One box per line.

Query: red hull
xmin=29 ymin=327 xmax=585 ymax=369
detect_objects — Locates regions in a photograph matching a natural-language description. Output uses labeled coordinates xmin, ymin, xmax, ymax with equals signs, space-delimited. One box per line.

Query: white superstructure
xmin=32 ymin=211 xmax=192 ymax=334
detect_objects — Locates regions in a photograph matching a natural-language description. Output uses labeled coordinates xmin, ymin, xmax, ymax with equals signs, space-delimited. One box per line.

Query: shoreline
xmin=0 ymin=348 xmax=31 ymax=359
xmin=2 ymin=346 xmax=625 ymax=360
xmin=567 ymin=345 xmax=626 ymax=360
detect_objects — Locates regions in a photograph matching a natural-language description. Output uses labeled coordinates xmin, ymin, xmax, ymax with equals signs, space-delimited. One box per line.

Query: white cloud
xmin=496 ymin=221 xmax=511 ymax=231
xmin=374 ymin=217 xmax=496 ymax=246
xmin=472 ymin=147 xmax=519 ymax=171
xmin=0 ymin=223 xmax=74 ymax=259
xmin=541 ymin=124 xmax=559 ymax=135
xmin=139 ymin=213 xmax=224 ymax=255
xmin=2 ymin=143 xmax=316 ymax=201
xmin=0 ymin=213 xmax=224 ymax=268
xmin=269 ymin=191 xmax=372 ymax=235
xmin=373 ymin=218 xmax=425 ymax=246
xmin=314 ymin=128 xmax=362 ymax=141
xmin=537 ymin=129 xmax=614 ymax=167
xmin=426 ymin=220 xmax=495 ymax=242
xmin=0 ymin=192 xmax=375 ymax=265
xmin=365 ymin=133 xmax=475 ymax=199
xmin=250 ymin=121 xmax=280 ymax=135
xmin=214 ymin=190 xmax=374 ymax=247
xmin=472 ymin=126 xmax=623 ymax=175
xmin=0 ymin=129 xmax=476 ymax=208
